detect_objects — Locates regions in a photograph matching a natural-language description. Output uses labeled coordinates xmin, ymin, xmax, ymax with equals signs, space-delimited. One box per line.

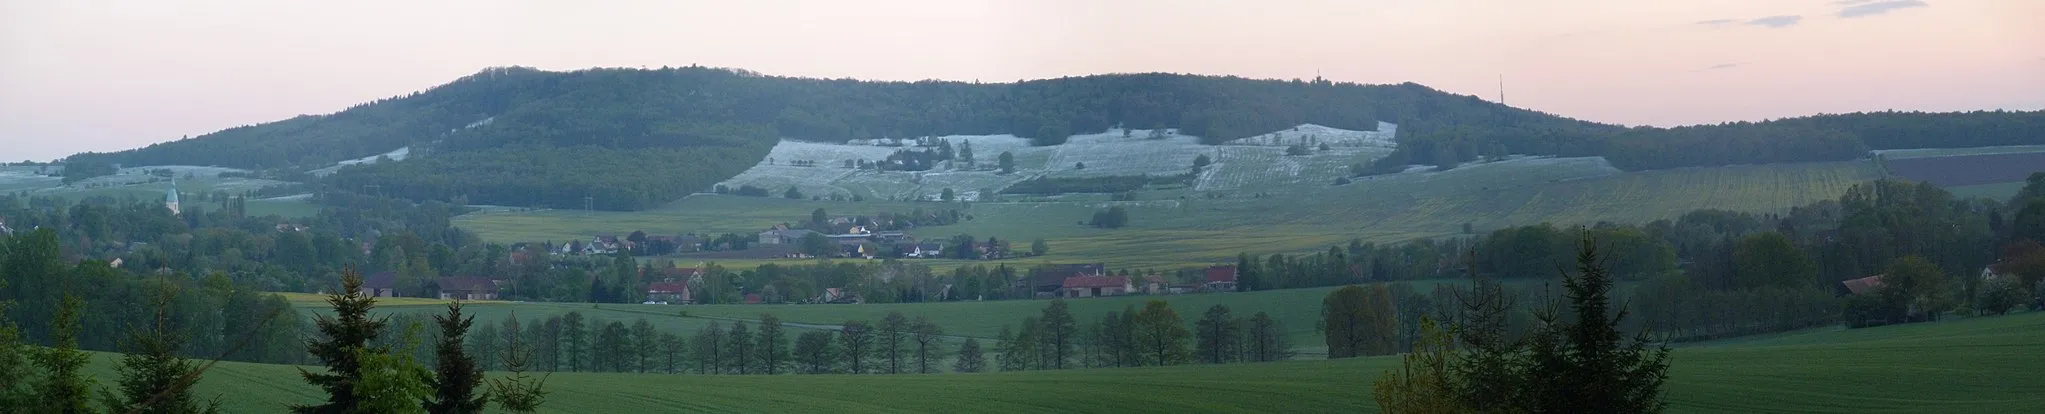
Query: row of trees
xmin=992 ymin=299 xmax=1293 ymax=371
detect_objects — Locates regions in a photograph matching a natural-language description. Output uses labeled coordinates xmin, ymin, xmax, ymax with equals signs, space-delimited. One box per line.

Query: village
xmin=340 ymin=208 xmax=1242 ymax=307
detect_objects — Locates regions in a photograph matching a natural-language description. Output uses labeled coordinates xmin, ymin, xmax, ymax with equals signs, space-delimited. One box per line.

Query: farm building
xmin=437 ymin=277 xmax=499 ymax=301
xmin=758 ymin=228 xmax=818 ymax=245
xmin=358 ymin=272 xmax=398 ymax=298
xmin=1062 ymin=276 xmax=1133 ymax=298
xmin=1204 ymin=265 xmax=1240 ymax=292
xmin=646 ymin=281 xmax=692 ymax=304
xmin=1836 ymin=274 xmax=1884 ymax=296
xmin=812 ymin=288 xmax=862 ymax=304
xmin=1025 ymin=263 xmax=1107 ymax=298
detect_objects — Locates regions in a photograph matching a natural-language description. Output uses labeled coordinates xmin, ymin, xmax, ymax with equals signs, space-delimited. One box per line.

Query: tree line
xmin=991 ymin=299 xmax=1293 ymax=371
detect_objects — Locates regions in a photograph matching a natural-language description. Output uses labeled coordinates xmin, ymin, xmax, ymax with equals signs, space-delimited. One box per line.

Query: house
xmin=589 ymin=235 xmax=623 ymax=254
xmin=1062 ymin=276 xmax=1133 ymax=298
xmin=652 ymin=267 xmax=704 ymax=281
xmin=744 ymin=293 xmax=764 ymax=304
xmin=873 ymin=231 xmax=908 ymax=243
xmin=1203 ymin=265 xmax=1240 ymax=292
xmin=274 ymin=223 xmax=307 ymax=232
xmin=1836 ymin=274 xmax=1885 ymax=296
xmin=437 ymin=277 xmax=499 ymax=301
xmin=813 ymin=288 xmax=862 ymax=304
xmin=359 ymin=272 xmax=399 ymax=298
xmin=1142 ymin=275 xmax=1167 ymax=295
xmin=674 ymin=234 xmax=704 ymax=252
xmin=1027 ymin=264 xmax=1106 ymax=298
xmin=646 ymin=281 xmax=692 ymax=304
xmin=840 ymin=243 xmax=875 ymax=259
xmin=758 ymin=229 xmax=818 ymax=245
xmin=912 ymin=242 xmax=945 ymax=258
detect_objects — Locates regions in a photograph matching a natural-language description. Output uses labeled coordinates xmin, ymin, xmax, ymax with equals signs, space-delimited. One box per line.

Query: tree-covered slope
xmin=73 ymin=66 xmax=2045 ymax=210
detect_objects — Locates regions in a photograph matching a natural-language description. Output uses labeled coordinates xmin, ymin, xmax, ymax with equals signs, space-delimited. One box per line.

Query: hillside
xmin=84 ymin=309 xmax=2045 ymax=412
xmin=66 ymin=66 xmax=2045 ymax=212
xmin=72 ymin=67 xmax=1610 ymax=211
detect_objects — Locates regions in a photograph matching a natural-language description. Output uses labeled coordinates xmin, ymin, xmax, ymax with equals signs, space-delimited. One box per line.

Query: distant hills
xmin=69 ymin=66 xmax=2045 ymax=210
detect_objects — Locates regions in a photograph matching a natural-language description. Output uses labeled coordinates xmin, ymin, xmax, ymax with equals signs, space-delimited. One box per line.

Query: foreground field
xmin=87 ymin=309 xmax=2045 ymax=412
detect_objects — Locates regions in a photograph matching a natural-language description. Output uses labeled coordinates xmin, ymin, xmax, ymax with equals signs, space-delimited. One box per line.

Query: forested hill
xmin=74 ymin=66 xmax=1607 ymax=210
xmin=70 ymin=66 xmax=2045 ymax=210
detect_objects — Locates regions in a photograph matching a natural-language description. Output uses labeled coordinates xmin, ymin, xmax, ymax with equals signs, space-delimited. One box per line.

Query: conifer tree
xmin=426 ymin=302 xmax=487 ymax=414
xmin=36 ymin=294 xmax=97 ymax=413
xmin=294 ymin=266 xmax=388 ymax=413
xmin=0 ymin=281 xmax=37 ymax=408
xmin=488 ymin=312 xmax=548 ymax=413
xmin=104 ymin=282 xmax=221 ymax=414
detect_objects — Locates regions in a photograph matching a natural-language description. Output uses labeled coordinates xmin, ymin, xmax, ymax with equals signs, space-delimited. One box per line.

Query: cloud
xmin=1838 ymin=0 xmax=1928 ymax=18
xmin=1744 ymin=15 xmax=1804 ymax=28
xmin=1705 ymin=63 xmax=1744 ymax=70
xmin=1695 ymin=19 xmax=1736 ymax=26
xmin=1832 ymin=0 xmax=1878 ymax=5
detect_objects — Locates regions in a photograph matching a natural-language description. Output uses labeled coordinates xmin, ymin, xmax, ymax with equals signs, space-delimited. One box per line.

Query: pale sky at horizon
xmin=3 ymin=0 xmax=2041 ymax=162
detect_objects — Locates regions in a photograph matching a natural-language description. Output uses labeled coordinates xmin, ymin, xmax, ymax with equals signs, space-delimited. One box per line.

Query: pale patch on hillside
xmin=1223 ymin=122 xmax=1397 ymax=148
xmin=308 ymin=146 xmax=410 ymax=176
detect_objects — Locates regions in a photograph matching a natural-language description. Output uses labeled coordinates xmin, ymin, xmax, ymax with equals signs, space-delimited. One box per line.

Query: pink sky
xmin=2 ymin=0 xmax=2041 ymax=161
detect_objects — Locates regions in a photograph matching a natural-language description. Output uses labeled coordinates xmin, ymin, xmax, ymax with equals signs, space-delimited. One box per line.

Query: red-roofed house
xmin=1204 ymin=265 xmax=1240 ymax=292
xmin=437 ymin=277 xmax=500 ymax=301
xmin=647 ymin=281 xmax=692 ymax=304
xmin=1836 ymin=274 xmax=1885 ymax=296
xmin=1062 ymin=276 xmax=1132 ymax=298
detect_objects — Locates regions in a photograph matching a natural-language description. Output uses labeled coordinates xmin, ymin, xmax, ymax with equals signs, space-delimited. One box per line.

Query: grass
xmin=81 ymin=307 xmax=2045 ymax=412
xmin=1875 ymin=145 xmax=2045 ymax=159
xmin=456 ymin=160 xmax=1879 ymax=271
xmin=1948 ymin=181 xmax=2028 ymax=201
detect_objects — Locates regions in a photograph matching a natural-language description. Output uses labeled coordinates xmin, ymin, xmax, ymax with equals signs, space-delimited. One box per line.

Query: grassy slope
xmin=85 ymin=310 xmax=2045 ymax=413
xmin=456 ymin=160 xmax=1878 ymax=270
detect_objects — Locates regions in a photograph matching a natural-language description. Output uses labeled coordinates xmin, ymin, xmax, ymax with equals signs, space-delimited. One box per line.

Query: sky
xmin=2 ymin=0 xmax=2041 ymax=162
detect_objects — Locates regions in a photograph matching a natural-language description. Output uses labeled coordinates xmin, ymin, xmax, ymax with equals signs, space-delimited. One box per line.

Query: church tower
xmin=165 ymin=177 xmax=181 ymax=215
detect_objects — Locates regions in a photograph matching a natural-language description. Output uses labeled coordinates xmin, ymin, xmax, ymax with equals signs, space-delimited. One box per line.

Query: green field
xmin=1875 ymin=145 xmax=2045 ymax=159
xmin=1948 ymin=181 xmax=2028 ymax=201
xmin=458 ymin=159 xmax=1879 ymax=270
xmin=85 ymin=308 xmax=2045 ymax=412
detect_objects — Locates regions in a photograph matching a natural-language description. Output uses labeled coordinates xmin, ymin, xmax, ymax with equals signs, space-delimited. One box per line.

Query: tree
xmin=426 ymin=302 xmax=488 ymax=414
xmin=1193 ymin=305 xmax=1241 ymax=364
xmin=994 ymin=325 xmax=1025 ymax=371
xmin=783 ymin=187 xmax=804 ymax=200
xmin=1523 ymin=234 xmax=1673 ymax=412
xmin=810 ymin=208 xmax=828 ymax=226
xmin=1075 ymin=162 xmax=1087 ymax=170
xmin=1091 ymin=206 xmax=1129 ymax=229
xmin=1372 ymin=317 xmax=1460 ymax=413
xmin=295 ymin=267 xmax=389 ymax=413
xmin=1132 ymin=300 xmax=1190 ymax=366
xmin=940 ymin=188 xmax=955 ymax=202
xmin=838 ymin=320 xmax=875 ymax=374
xmin=0 ymin=283 xmax=32 ymax=408
xmin=1881 ymin=256 xmax=1955 ymax=321
xmin=630 ymin=319 xmax=658 ymax=373
xmin=911 ymin=316 xmax=945 ymax=373
xmin=34 ymin=294 xmax=96 ymax=412
xmin=354 ymin=320 xmax=433 ymax=414
xmin=800 ymin=232 xmax=836 ymax=258
xmin=1242 ymin=311 xmax=1294 ymax=363
xmin=1030 ymin=239 xmax=1049 ymax=256
xmin=724 ymin=321 xmax=753 ymax=374
xmin=1321 ymin=285 xmax=1397 ymax=358
xmin=2014 ymin=199 xmax=2045 ymax=244
xmin=102 ymin=282 xmax=222 ymax=414
xmin=1039 ymin=300 xmax=1077 ymax=369
xmin=793 ymin=331 xmax=836 ymax=374
xmin=558 ymin=312 xmax=586 ymax=372
xmin=1732 ymin=232 xmax=1818 ymax=289
xmin=953 ymin=338 xmax=986 ymax=373
xmin=1192 ymin=154 xmax=1212 ymax=175
xmin=488 ymin=315 xmax=549 ymax=413
xmin=957 ymin=140 xmax=975 ymax=165
xmin=878 ymin=312 xmax=909 ymax=374
xmin=693 ymin=322 xmax=723 ymax=374
xmin=998 ymin=151 xmax=1015 ymax=174
xmin=658 ymin=333 xmax=685 ymax=374
xmin=755 ymin=314 xmax=788 ymax=375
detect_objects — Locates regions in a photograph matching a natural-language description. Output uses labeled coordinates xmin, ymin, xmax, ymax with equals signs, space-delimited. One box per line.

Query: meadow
xmin=455 ymin=159 xmax=1881 ymax=271
xmin=85 ymin=307 xmax=2045 ymax=413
